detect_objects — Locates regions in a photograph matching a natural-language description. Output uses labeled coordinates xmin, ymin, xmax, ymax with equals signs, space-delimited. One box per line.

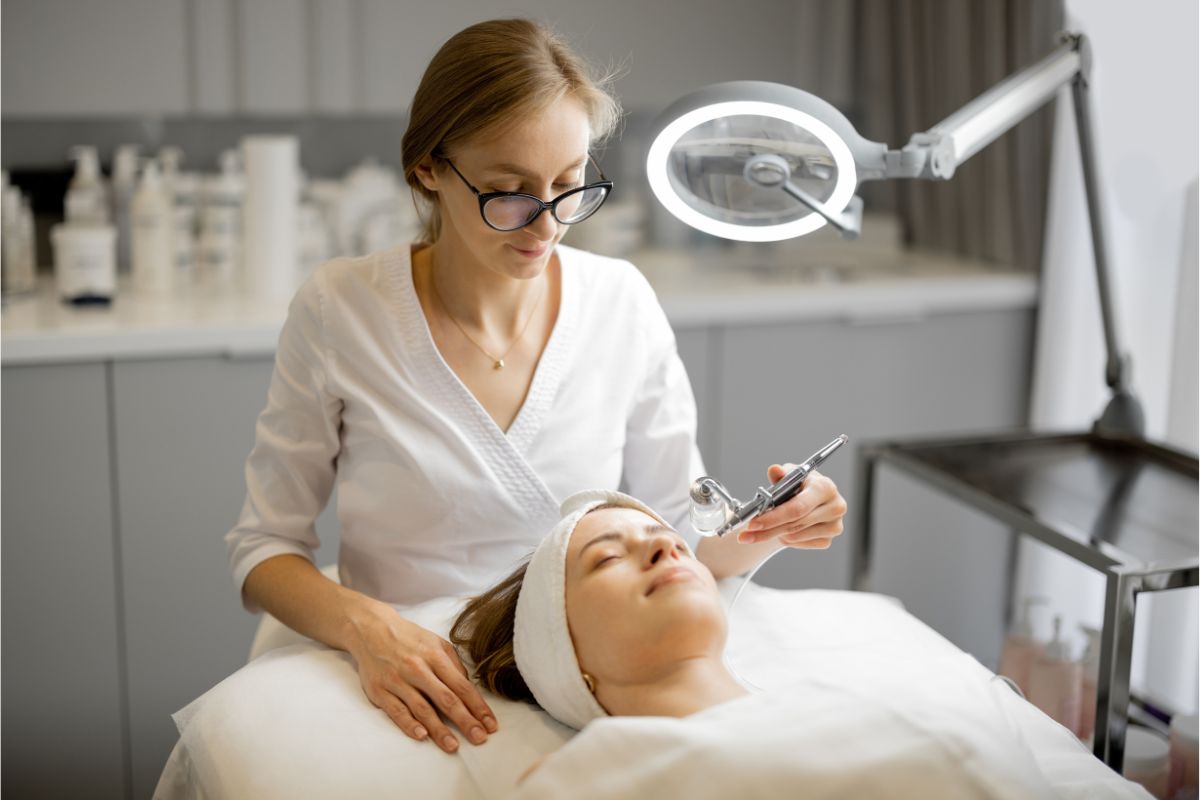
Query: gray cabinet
xmin=1 ymin=0 xmax=189 ymax=116
xmin=713 ymin=308 xmax=1036 ymax=666
xmin=2 ymin=364 xmax=127 ymax=800
xmin=112 ymin=354 xmax=339 ymax=800
xmin=4 ymin=0 xmax=805 ymax=118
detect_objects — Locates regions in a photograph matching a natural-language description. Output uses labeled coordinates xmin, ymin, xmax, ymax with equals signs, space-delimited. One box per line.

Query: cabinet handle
xmin=845 ymin=310 xmax=928 ymax=326
xmin=223 ymin=346 xmax=275 ymax=361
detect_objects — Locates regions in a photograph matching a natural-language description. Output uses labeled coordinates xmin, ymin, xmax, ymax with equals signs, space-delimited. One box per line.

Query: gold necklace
xmin=429 ymin=268 xmax=546 ymax=370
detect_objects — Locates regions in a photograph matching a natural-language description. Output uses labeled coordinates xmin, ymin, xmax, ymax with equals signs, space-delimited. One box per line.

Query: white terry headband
xmin=513 ymin=488 xmax=672 ymax=730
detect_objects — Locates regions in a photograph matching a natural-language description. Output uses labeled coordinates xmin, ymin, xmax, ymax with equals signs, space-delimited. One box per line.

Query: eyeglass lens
xmin=483 ymin=185 xmax=609 ymax=231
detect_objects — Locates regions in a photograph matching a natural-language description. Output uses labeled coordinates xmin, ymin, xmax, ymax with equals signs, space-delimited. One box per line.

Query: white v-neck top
xmin=226 ymin=243 xmax=706 ymax=611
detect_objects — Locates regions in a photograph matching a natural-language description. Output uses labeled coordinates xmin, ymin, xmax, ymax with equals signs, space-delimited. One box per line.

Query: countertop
xmin=1 ymin=243 xmax=1037 ymax=365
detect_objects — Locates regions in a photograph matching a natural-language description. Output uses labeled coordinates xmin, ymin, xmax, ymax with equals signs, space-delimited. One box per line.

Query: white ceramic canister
xmin=52 ymin=223 xmax=117 ymax=303
xmin=1124 ymin=726 xmax=1170 ymax=799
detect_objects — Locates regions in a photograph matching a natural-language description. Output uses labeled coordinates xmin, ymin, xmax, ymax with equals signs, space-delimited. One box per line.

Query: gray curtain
xmin=849 ymin=0 xmax=1064 ymax=271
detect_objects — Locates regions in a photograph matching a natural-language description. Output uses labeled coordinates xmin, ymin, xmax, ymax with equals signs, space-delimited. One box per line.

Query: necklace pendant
xmin=494 ymin=359 xmax=505 ymax=370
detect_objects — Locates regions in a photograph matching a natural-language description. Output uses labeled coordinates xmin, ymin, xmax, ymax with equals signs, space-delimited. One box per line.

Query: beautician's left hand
xmin=735 ymin=466 xmax=847 ymax=549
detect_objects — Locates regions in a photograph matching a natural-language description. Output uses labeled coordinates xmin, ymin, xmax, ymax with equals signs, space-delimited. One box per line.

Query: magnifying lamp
xmin=646 ymin=32 xmax=1142 ymax=436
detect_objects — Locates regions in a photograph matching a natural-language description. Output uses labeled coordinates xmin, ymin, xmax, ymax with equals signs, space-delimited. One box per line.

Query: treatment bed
xmin=153 ymin=577 xmax=1148 ymax=799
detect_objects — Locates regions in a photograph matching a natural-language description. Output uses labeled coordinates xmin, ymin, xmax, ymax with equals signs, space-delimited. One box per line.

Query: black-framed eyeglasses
xmin=443 ymin=155 xmax=613 ymax=232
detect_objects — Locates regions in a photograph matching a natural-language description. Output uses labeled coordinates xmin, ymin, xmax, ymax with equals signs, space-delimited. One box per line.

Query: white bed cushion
xmin=158 ymin=584 xmax=1147 ymax=800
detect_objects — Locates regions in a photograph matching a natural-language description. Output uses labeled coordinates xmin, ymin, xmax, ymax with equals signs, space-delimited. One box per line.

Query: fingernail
xmin=443 ymin=735 xmax=458 ymax=751
xmin=470 ymin=726 xmax=486 ymax=744
xmin=482 ymin=715 xmax=497 ymax=733
xmin=414 ymin=726 xmax=428 ymax=740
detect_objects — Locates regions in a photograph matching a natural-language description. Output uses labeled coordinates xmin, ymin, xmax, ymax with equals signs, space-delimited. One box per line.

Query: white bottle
xmin=1027 ymin=615 xmax=1082 ymax=734
xmin=998 ymin=596 xmax=1046 ymax=696
xmin=19 ymin=195 xmax=37 ymax=287
xmin=1076 ymin=624 xmax=1102 ymax=741
xmin=65 ymin=146 xmax=110 ymax=225
xmin=1 ymin=187 xmax=37 ymax=295
xmin=111 ymin=145 xmax=140 ymax=274
xmin=131 ymin=161 xmax=175 ymax=293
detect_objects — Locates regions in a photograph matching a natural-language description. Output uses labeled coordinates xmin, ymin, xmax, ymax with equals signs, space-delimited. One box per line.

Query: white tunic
xmin=225 ymin=243 xmax=706 ymax=611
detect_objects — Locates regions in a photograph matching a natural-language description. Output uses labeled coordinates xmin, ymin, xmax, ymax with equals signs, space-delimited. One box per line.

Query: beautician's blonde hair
xmin=401 ymin=18 xmax=623 ymax=243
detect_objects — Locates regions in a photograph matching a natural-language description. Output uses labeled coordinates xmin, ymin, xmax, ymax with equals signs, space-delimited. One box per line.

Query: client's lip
xmin=645 ymin=566 xmax=698 ymax=596
xmin=510 ymin=242 xmax=549 ymax=258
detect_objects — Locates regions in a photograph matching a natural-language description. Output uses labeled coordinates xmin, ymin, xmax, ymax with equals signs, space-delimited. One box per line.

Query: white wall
xmin=1021 ymin=0 xmax=1199 ymax=712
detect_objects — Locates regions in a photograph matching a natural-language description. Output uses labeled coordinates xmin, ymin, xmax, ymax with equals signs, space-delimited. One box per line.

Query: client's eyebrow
xmin=577 ymin=523 xmax=678 ymax=561
xmin=482 ymin=157 xmax=587 ymax=180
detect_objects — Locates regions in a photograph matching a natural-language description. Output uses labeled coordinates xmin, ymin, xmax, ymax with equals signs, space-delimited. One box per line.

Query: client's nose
xmin=645 ymin=533 xmax=681 ymax=567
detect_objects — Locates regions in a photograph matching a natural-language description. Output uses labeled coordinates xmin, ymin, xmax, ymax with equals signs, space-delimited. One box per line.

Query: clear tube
xmin=723 ymin=547 xmax=787 ymax=692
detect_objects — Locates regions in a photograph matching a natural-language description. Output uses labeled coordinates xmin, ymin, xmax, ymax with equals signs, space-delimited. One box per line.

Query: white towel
xmin=512 ymin=489 xmax=672 ymax=730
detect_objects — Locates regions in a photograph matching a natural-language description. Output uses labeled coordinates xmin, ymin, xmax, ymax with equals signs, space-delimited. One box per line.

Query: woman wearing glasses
xmin=225 ymin=18 xmax=848 ymax=757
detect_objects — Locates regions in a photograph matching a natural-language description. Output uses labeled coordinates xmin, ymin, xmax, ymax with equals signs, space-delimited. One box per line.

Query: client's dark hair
xmin=449 ymin=560 xmax=534 ymax=703
xmin=451 ymin=502 xmax=626 ymax=702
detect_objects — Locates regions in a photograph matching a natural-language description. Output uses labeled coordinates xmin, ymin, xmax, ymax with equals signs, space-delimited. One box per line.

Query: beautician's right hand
xmin=346 ymin=600 xmax=498 ymax=753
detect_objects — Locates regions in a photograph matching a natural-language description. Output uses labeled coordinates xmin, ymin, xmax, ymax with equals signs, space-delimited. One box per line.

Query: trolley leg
xmin=851 ymin=447 xmax=878 ymax=592
xmin=1094 ymin=568 xmax=1140 ymax=771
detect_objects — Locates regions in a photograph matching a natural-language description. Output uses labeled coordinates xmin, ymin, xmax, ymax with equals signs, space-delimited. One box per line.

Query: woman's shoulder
xmin=557 ymin=243 xmax=657 ymax=305
xmin=295 ymin=244 xmax=409 ymax=316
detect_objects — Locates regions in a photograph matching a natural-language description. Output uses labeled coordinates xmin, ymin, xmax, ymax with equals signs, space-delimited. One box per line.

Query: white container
xmin=52 ymin=223 xmax=116 ymax=303
xmin=998 ymin=596 xmax=1046 ymax=696
xmin=65 ymin=146 xmax=110 ymax=225
xmin=131 ymin=162 xmax=175 ymax=294
xmin=1169 ymin=713 xmax=1199 ymax=800
xmin=1026 ymin=614 xmax=1082 ymax=734
xmin=241 ymin=135 xmax=299 ymax=300
xmin=1124 ymin=726 xmax=1170 ymax=799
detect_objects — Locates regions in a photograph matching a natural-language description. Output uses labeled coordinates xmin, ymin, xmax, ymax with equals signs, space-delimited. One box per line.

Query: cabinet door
xmin=190 ymin=0 xmax=236 ymax=114
xmin=237 ymin=0 xmax=309 ymax=113
xmin=2 ymin=364 xmax=127 ymax=800
xmin=716 ymin=309 xmax=1035 ymax=665
xmin=113 ymin=355 xmax=339 ymax=799
xmin=312 ymin=0 xmax=358 ymax=114
xmin=2 ymin=0 xmax=188 ymax=116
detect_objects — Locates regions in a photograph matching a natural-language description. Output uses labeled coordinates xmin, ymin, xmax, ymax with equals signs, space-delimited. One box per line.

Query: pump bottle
xmin=65 ymin=146 xmax=110 ymax=225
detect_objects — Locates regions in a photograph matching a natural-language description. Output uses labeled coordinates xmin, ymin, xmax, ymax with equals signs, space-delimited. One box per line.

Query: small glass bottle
xmin=1169 ymin=713 xmax=1199 ymax=800
xmin=998 ymin=596 xmax=1046 ymax=696
xmin=1026 ymin=615 xmax=1081 ymax=734
xmin=1076 ymin=624 xmax=1102 ymax=741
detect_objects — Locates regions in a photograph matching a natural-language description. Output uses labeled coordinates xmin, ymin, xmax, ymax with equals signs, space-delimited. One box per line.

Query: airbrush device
xmin=688 ymin=434 xmax=849 ymax=538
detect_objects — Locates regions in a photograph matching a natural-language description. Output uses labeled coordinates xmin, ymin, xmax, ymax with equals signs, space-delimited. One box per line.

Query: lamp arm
xmin=891 ymin=35 xmax=1082 ymax=180
xmin=875 ymin=32 xmax=1141 ymax=434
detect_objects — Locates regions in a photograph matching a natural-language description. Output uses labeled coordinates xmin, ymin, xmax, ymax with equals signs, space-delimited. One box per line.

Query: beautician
xmin=226 ymin=18 xmax=848 ymax=756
